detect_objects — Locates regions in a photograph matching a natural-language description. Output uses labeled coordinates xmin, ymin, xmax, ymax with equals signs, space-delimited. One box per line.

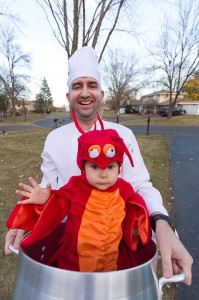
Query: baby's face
xmin=84 ymin=161 xmax=119 ymax=190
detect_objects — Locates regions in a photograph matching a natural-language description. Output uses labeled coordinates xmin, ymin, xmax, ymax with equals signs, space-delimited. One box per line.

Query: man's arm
xmin=118 ymin=127 xmax=193 ymax=285
xmin=40 ymin=146 xmax=59 ymax=189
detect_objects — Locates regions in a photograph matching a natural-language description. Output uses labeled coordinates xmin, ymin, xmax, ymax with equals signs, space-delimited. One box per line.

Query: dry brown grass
xmin=0 ymin=129 xmax=176 ymax=299
xmin=136 ymin=135 xmax=178 ymax=299
xmin=136 ymin=135 xmax=173 ymax=216
xmin=0 ymin=129 xmax=50 ymax=299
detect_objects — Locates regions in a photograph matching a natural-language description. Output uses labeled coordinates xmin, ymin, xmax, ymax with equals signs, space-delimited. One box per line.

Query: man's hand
xmin=155 ymin=220 xmax=193 ymax=285
xmin=4 ymin=228 xmax=25 ymax=255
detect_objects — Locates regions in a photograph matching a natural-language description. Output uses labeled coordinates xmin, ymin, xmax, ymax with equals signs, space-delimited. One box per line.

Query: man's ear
xmin=66 ymin=92 xmax=70 ymax=104
xmin=101 ymin=90 xmax=105 ymax=101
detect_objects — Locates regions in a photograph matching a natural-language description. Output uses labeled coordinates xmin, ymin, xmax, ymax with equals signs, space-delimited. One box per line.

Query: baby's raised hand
xmin=16 ymin=177 xmax=51 ymax=205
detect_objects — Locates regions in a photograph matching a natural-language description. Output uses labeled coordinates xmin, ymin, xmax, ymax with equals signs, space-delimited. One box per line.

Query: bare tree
xmin=36 ymin=0 xmax=138 ymax=60
xmin=147 ymin=0 xmax=199 ymax=118
xmin=0 ymin=26 xmax=31 ymax=121
xmin=0 ymin=0 xmax=21 ymax=27
xmin=103 ymin=49 xmax=141 ymax=112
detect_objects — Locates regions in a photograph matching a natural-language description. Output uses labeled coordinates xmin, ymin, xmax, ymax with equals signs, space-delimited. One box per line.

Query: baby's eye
xmin=103 ymin=144 xmax=115 ymax=158
xmin=108 ymin=164 xmax=114 ymax=170
xmin=88 ymin=145 xmax=101 ymax=158
xmin=91 ymin=164 xmax=98 ymax=170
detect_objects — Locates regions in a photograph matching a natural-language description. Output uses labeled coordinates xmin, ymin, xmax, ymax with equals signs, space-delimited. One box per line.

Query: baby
xmin=7 ymin=113 xmax=152 ymax=272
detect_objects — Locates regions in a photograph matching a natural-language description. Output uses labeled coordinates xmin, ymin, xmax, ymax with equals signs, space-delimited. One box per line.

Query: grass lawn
xmin=0 ymin=128 xmax=177 ymax=299
xmin=122 ymin=115 xmax=199 ymax=126
xmin=0 ymin=112 xmax=69 ymax=126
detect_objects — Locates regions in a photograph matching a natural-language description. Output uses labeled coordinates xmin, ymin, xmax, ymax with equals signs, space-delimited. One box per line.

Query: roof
xmin=140 ymin=90 xmax=169 ymax=98
xmin=177 ymin=99 xmax=199 ymax=104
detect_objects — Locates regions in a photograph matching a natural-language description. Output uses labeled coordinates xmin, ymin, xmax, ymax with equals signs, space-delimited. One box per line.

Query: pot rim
xmin=19 ymin=240 xmax=158 ymax=276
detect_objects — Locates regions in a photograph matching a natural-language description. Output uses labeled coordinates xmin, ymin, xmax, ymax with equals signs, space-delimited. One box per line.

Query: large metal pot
xmin=10 ymin=225 xmax=185 ymax=300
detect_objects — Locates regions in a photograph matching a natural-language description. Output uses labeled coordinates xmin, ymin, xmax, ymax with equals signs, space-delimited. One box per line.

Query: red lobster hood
xmin=75 ymin=118 xmax=134 ymax=171
xmin=72 ymin=108 xmax=134 ymax=171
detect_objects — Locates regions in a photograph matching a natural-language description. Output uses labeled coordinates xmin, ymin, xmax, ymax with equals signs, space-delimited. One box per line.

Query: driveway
xmin=128 ymin=124 xmax=199 ymax=299
xmin=169 ymin=136 xmax=199 ymax=299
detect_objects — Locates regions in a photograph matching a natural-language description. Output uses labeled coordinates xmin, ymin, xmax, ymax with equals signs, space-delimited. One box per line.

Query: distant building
xmin=140 ymin=90 xmax=199 ymax=115
xmin=15 ymin=100 xmax=36 ymax=115
xmin=177 ymin=98 xmax=199 ymax=115
xmin=15 ymin=101 xmax=68 ymax=114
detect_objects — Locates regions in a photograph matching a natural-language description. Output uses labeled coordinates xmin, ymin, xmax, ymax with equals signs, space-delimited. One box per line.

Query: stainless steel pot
xmin=9 ymin=225 xmax=185 ymax=300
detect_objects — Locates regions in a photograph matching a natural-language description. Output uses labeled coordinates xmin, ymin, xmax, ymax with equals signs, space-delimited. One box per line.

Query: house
xmin=140 ymin=90 xmax=199 ymax=115
xmin=177 ymin=98 xmax=199 ymax=115
xmin=15 ymin=100 xmax=36 ymax=115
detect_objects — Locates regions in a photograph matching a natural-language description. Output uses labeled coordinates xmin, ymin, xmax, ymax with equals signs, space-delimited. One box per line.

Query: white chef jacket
xmin=40 ymin=121 xmax=168 ymax=216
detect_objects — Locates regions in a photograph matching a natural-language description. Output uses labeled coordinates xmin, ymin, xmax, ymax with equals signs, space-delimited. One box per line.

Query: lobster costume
xmin=7 ymin=110 xmax=152 ymax=272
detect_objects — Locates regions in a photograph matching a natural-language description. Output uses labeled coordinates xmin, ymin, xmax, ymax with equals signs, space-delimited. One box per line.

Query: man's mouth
xmin=79 ymin=100 xmax=94 ymax=105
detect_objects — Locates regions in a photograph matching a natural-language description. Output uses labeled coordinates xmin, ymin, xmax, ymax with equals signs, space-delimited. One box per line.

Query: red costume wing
xmin=21 ymin=189 xmax=71 ymax=248
xmin=118 ymin=179 xmax=152 ymax=251
xmin=7 ymin=196 xmax=45 ymax=231
xmin=123 ymin=194 xmax=151 ymax=250
xmin=116 ymin=179 xmax=152 ymax=270
xmin=6 ymin=181 xmax=73 ymax=247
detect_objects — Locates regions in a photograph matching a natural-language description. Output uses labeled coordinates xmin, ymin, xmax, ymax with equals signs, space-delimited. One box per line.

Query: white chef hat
xmin=67 ymin=46 xmax=101 ymax=88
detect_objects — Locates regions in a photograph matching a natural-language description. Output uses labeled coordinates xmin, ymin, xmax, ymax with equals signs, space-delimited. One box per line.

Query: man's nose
xmin=81 ymin=86 xmax=90 ymax=98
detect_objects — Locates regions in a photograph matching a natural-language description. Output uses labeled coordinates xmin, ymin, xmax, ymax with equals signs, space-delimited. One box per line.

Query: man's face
xmin=66 ymin=77 xmax=104 ymax=122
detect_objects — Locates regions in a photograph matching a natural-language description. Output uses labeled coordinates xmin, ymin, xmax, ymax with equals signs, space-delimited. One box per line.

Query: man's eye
xmin=73 ymin=85 xmax=81 ymax=90
xmin=72 ymin=83 xmax=81 ymax=90
xmin=89 ymin=83 xmax=98 ymax=89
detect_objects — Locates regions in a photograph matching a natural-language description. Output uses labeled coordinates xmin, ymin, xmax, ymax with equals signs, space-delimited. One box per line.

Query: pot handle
xmin=8 ymin=243 xmax=19 ymax=255
xmin=158 ymin=271 xmax=185 ymax=300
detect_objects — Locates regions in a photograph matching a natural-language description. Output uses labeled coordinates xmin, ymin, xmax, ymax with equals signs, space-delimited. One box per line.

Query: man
xmin=5 ymin=46 xmax=192 ymax=284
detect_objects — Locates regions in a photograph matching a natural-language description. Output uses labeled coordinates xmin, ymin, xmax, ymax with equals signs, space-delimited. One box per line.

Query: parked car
xmin=159 ymin=108 xmax=168 ymax=116
xmin=159 ymin=108 xmax=186 ymax=117
xmin=124 ymin=105 xmax=140 ymax=114
xmin=172 ymin=109 xmax=186 ymax=116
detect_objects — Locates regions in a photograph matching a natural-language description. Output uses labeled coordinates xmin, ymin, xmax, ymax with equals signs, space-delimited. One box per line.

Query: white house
xmin=140 ymin=90 xmax=199 ymax=115
xmin=177 ymin=99 xmax=199 ymax=115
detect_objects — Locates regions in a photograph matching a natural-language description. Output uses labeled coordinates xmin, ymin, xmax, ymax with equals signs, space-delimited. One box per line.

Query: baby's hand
xmin=16 ymin=177 xmax=51 ymax=205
